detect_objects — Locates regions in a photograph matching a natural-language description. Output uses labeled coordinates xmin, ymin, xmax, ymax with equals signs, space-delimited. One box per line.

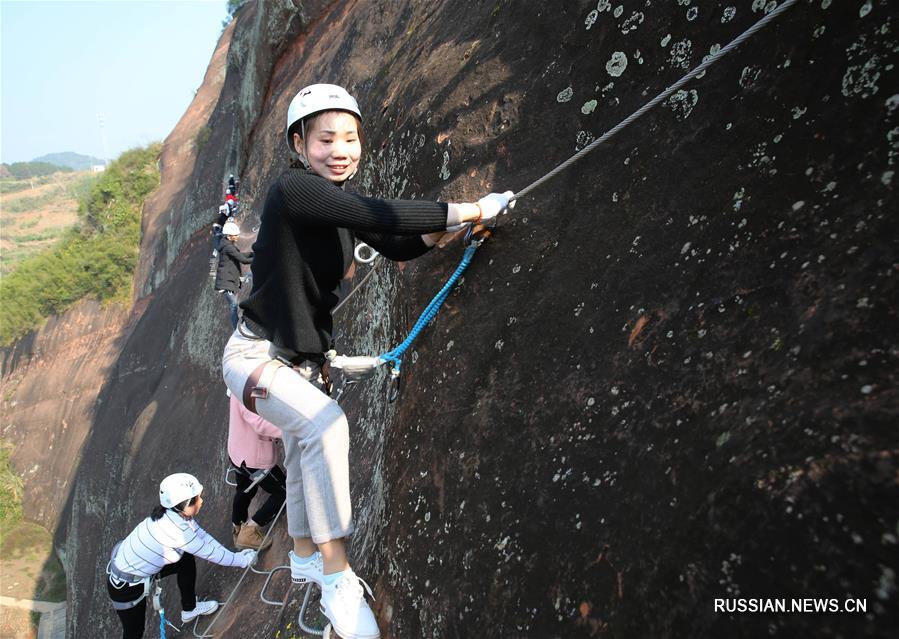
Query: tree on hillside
xmin=5 ymin=161 xmax=72 ymax=179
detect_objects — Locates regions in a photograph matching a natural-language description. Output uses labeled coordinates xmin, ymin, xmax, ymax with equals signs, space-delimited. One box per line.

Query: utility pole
xmin=96 ymin=113 xmax=110 ymax=167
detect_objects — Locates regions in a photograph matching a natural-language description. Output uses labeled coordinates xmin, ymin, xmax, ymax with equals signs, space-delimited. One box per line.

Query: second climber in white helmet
xmin=221 ymin=82 xmax=514 ymax=639
xmin=105 ymin=473 xmax=257 ymax=639
xmin=214 ymin=220 xmax=254 ymax=329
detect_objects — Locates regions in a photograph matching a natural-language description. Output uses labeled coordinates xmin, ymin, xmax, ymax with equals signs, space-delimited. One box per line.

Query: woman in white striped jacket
xmin=106 ymin=473 xmax=256 ymax=639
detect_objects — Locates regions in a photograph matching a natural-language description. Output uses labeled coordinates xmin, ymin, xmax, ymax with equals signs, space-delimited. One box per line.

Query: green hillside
xmin=0 ymin=144 xmax=161 ymax=345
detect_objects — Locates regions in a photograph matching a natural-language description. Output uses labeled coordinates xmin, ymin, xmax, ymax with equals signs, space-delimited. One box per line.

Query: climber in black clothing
xmin=215 ymin=220 xmax=253 ymax=329
xmin=221 ymin=83 xmax=514 ymax=639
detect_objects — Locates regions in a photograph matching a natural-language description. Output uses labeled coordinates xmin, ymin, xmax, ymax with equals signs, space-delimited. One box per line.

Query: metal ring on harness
xmin=354 ymin=242 xmax=378 ymax=264
xmin=242 ymin=359 xmax=287 ymax=415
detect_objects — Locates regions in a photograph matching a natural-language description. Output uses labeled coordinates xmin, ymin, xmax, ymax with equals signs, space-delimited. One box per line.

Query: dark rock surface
xmin=9 ymin=1 xmax=893 ymax=637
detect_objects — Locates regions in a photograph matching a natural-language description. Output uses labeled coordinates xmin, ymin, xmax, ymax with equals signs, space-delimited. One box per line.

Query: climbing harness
xmin=241 ymin=359 xmax=287 ymax=414
xmin=107 ymin=547 xmax=180 ymax=637
xmin=324 ymin=0 xmax=799 ymax=400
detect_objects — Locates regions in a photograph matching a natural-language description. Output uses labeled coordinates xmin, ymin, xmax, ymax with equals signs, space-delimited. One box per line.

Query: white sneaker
xmin=320 ymin=568 xmax=380 ymax=639
xmin=181 ymin=599 xmax=219 ymax=622
xmin=289 ymin=550 xmax=323 ymax=585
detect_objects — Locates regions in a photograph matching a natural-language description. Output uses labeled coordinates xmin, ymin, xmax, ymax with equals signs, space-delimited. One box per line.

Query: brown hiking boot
xmin=232 ymin=524 xmax=241 ymax=547
xmin=235 ymin=523 xmax=271 ymax=550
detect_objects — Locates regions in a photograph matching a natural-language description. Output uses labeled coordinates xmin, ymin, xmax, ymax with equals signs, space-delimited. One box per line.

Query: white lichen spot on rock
xmin=439 ymin=150 xmax=451 ymax=180
xmin=886 ymin=94 xmax=899 ymax=114
xmin=813 ymin=25 xmax=826 ymax=39
xmin=494 ymin=339 xmax=504 ymax=351
xmin=582 ymin=99 xmax=598 ymax=114
xmin=859 ymin=1 xmax=872 ymax=17
xmin=792 ymin=106 xmax=807 ymax=119
xmin=751 ymin=0 xmax=766 ymax=11
xmin=722 ymin=6 xmax=736 ymax=23
xmin=613 ymin=5 xmax=623 ymax=18
xmin=585 ymin=9 xmax=598 ymax=29
xmin=666 ymin=89 xmax=698 ymax=120
xmin=842 ymin=53 xmax=882 ymax=98
xmin=860 ymin=384 xmax=873 ymax=394
xmin=888 ymin=127 xmax=899 ymax=166
xmin=882 ymin=170 xmax=894 ymax=185
xmin=792 ymin=200 xmax=805 ymax=211
xmin=557 ymin=86 xmax=574 ymax=102
xmin=661 ymin=33 xmax=672 ymax=48
xmin=821 ymin=0 xmax=831 ymax=8
xmin=512 ymin=264 xmax=521 ymax=274
xmin=686 ymin=6 xmax=698 ymax=21
xmin=668 ymin=39 xmax=693 ymax=69
xmin=606 ymin=51 xmax=628 ymax=77
xmin=740 ymin=66 xmax=762 ymax=88
xmin=621 ymin=11 xmax=644 ymax=34
xmin=586 ymin=397 xmax=596 ymax=407
xmin=597 ymin=0 xmax=611 ymax=12
xmin=575 ymin=130 xmax=595 ymax=150
xmin=680 ymin=241 xmax=692 ymax=255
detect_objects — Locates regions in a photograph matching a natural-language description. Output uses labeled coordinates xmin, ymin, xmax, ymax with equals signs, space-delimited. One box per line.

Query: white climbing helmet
xmin=222 ymin=221 xmax=240 ymax=236
xmin=159 ymin=473 xmax=203 ymax=508
xmin=285 ymin=83 xmax=362 ymax=152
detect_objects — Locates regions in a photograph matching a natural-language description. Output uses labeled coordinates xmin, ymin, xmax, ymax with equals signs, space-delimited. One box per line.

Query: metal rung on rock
xmin=257 ymin=565 xmax=290 ymax=607
xmin=224 ymin=466 xmax=238 ymax=487
xmin=296 ymin=582 xmax=324 ymax=637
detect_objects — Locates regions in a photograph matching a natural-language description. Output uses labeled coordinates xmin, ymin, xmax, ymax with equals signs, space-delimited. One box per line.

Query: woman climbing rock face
xmin=221 ymin=83 xmax=513 ymax=639
xmin=214 ymin=220 xmax=253 ymax=329
xmin=106 ymin=473 xmax=256 ymax=639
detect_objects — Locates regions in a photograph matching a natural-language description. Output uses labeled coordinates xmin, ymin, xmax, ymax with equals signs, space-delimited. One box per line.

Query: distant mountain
xmin=31 ymin=152 xmax=104 ymax=171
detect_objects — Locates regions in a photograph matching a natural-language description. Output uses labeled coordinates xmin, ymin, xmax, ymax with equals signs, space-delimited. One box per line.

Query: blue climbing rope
xmin=159 ymin=610 xmax=167 ymax=638
xmin=378 ymin=242 xmax=480 ymax=373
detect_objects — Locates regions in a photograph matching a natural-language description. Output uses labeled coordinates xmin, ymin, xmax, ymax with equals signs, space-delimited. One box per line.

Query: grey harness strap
xmin=107 ymin=542 xmax=152 ymax=610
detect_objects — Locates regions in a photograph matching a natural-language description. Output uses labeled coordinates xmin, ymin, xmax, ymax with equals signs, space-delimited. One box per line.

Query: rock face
xmin=3 ymin=1 xmax=893 ymax=637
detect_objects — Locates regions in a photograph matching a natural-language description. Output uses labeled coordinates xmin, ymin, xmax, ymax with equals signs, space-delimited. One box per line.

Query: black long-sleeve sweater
xmin=240 ymin=168 xmax=449 ymax=357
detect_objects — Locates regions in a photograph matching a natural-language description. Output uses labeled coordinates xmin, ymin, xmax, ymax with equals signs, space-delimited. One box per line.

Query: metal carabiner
xmin=354 ymin=242 xmax=378 ymax=264
xmin=386 ymin=370 xmax=401 ymax=403
xmin=152 ymin=583 xmax=163 ymax=612
xmin=463 ymin=218 xmax=497 ymax=246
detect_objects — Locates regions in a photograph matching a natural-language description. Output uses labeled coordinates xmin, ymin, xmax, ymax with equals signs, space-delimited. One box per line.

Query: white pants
xmin=222 ymin=327 xmax=353 ymax=543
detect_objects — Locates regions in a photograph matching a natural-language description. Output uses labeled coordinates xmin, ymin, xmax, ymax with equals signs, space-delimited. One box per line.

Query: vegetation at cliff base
xmin=0 ymin=144 xmax=161 ymax=346
xmin=0 ymin=439 xmax=23 ymax=532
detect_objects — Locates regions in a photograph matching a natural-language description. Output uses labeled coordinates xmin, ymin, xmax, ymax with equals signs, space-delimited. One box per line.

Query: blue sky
xmin=1 ymin=0 xmax=229 ymax=164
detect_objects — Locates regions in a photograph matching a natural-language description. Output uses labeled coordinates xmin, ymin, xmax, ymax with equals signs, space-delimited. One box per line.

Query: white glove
xmin=238 ymin=549 xmax=258 ymax=567
xmin=476 ymin=191 xmax=515 ymax=221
